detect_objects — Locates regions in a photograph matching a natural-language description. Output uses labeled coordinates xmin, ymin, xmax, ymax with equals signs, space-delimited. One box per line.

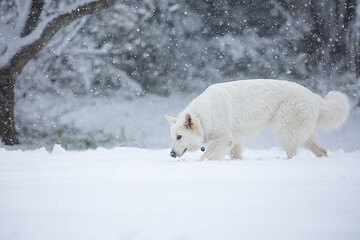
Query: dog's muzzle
xmin=170 ymin=148 xmax=187 ymax=158
xmin=170 ymin=150 xmax=177 ymax=158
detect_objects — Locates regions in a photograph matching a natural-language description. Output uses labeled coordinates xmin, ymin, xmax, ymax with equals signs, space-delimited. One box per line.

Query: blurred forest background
xmin=1 ymin=0 xmax=360 ymax=150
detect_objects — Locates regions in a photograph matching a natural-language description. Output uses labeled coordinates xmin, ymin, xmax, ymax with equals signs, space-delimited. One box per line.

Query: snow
xmin=1 ymin=146 xmax=359 ymax=240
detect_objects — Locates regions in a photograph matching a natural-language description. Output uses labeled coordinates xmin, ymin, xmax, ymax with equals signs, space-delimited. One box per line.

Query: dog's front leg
xmin=200 ymin=136 xmax=233 ymax=161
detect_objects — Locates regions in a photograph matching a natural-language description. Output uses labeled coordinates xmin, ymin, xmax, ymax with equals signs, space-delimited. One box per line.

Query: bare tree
xmin=0 ymin=0 xmax=115 ymax=145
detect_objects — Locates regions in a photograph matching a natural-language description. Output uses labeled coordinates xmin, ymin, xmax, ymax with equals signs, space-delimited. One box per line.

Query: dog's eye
xmin=176 ymin=135 xmax=182 ymax=140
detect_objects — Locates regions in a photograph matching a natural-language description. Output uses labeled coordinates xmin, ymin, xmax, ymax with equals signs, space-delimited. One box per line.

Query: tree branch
xmin=1 ymin=0 xmax=115 ymax=74
xmin=14 ymin=0 xmax=32 ymax=35
xmin=20 ymin=0 xmax=45 ymax=37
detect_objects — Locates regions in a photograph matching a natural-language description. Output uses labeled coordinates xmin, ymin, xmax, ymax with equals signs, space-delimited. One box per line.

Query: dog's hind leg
xmin=200 ymin=136 xmax=234 ymax=161
xmin=272 ymin=100 xmax=319 ymax=159
xmin=230 ymin=143 xmax=243 ymax=160
xmin=302 ymin=136 xmax=328 ymax=157
xmin=272 ymin=114 xmax=300 ymax=159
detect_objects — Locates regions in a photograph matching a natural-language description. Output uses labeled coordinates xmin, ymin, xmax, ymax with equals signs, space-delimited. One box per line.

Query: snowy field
xmin=1 ymin=146 xmax=360 ymax=240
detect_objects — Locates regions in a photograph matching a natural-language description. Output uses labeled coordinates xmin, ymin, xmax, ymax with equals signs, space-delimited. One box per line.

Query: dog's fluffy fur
xmin=165 ymin=79 xmax=349 ymax=160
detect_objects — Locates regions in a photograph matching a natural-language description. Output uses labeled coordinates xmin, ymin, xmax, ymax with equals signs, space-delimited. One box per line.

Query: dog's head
xmin=165 ymin=112 xmax=203 ymax=158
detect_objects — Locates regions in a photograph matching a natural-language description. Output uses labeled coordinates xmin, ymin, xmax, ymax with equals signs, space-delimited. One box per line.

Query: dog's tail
xmin=317 ymin=91 xmax=350 ymax=130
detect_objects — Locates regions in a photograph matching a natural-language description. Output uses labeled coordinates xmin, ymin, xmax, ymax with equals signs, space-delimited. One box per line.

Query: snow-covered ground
xmin=1 ymin=146 xmax=359 ymax=240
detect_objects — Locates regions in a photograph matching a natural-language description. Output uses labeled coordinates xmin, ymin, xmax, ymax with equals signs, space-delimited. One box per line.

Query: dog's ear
xmin=184 ymin=113 xmax=193 ymax=129
xmin=165 ymin=114 xmax=176 ymax=126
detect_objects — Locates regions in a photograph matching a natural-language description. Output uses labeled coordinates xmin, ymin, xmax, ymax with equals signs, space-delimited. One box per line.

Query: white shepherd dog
xmin=165 ymin=79 xmax=349 ymax=160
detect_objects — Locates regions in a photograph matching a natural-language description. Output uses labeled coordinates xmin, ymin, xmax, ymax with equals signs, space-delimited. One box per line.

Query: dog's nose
xmin=170 ymin=151 xmax=177 ymax=158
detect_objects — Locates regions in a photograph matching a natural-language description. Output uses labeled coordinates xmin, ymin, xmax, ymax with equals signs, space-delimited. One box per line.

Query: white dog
xmin=165 ymin=79 xmax=349 ymax=160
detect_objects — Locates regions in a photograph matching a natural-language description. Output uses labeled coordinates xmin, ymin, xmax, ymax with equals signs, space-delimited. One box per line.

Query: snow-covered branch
xmin=14 ymin=0 xmax=32 ymax=35
xmin=0 ymin=0 xmax=115 ymax=71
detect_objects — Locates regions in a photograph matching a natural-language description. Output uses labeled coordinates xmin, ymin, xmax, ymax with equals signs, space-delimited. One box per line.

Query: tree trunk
xmin=0 ymin=69 xmax=19 ymax=145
